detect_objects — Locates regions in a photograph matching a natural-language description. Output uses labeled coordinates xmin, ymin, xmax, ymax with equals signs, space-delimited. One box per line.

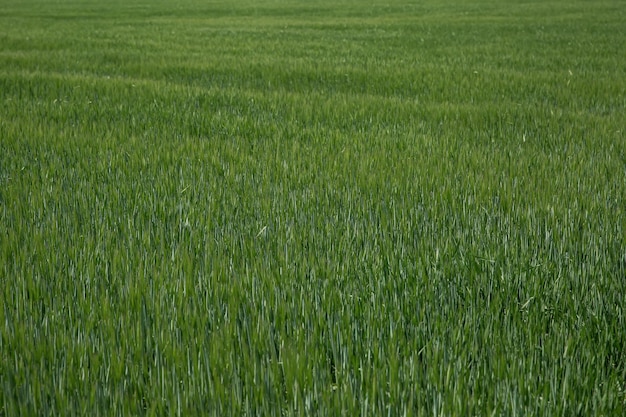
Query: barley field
xmin=1 ymin=0 xmax=625 ymax=415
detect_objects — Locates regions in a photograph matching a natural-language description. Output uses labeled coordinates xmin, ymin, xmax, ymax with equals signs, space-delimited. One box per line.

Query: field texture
xmin=1 ymin=0 xmax=625 ymax=415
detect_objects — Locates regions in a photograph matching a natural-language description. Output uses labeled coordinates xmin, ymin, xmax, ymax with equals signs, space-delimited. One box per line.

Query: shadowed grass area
xmin=1 ymin=0 xmax=625 ymax=415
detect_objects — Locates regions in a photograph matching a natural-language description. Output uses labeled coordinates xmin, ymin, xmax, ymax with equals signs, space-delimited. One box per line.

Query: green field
xmin=1 ymin=0 xmax=625 ymax=415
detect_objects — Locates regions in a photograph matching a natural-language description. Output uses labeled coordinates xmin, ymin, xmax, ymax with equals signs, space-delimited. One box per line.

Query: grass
xmin=1 ymin=0 xmax=625 ymax=415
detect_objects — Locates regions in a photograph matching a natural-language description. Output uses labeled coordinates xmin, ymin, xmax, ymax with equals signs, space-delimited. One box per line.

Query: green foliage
xmin=1 ymin=0 xmax=625 ymax=415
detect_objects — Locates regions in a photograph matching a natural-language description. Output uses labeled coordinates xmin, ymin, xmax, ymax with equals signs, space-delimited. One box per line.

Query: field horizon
xmin=1 ymin=0 xmax=625 ymax=415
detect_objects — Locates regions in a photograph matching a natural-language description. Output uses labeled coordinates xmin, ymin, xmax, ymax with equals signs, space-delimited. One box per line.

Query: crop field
xmin=1 ymin=0 xmax=625 ymax=415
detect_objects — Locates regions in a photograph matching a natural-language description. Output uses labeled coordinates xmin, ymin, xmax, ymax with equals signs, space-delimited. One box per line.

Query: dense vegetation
xmin=1 ymin=0 xmax=625 ymax=415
